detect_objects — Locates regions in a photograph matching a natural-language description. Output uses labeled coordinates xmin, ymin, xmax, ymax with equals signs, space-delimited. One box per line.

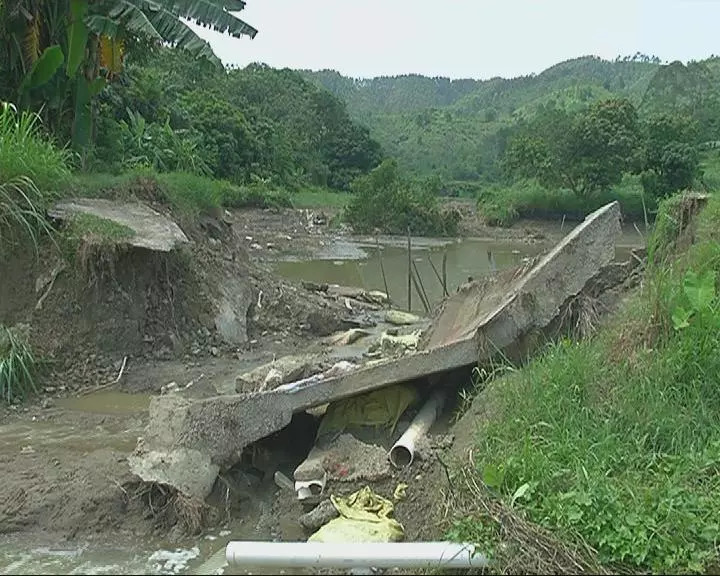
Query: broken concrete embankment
xmin=130 ymin=201 xmax=622 ymax=499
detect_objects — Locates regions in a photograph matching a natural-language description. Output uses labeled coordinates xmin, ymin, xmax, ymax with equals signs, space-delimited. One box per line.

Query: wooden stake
xmin=412 ymin=259 xmax=431 ymax=312
xmin=442 ymin=252 xmax=448 ymax=295
xmin=410 ymin=267 xmax=430 ymax=314
xmin=376 ymin=236 xmax=390 ymax=301
xmin=428 ymin=256 xmax=448 ymax=297
xmin=407 ymin=228 xmax=412 ymax=312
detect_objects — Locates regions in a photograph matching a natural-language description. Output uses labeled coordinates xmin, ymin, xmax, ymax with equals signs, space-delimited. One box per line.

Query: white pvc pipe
xmin=225 ymin=541 xmax=488 ymax=569
xmin=295 ymin=474 xmax=326 ymax=500
xmin=389 ymin=388 xmax=446 ymax=468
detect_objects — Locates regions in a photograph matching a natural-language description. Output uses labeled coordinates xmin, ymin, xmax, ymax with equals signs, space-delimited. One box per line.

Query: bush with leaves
xmin=503 ymin=98 xmax=641 ymax=197
xmin=345 ymin=159 xmax=459 ymax=236
xmin=114 ymin=109 xmax=211 ymax=176
xmin=636 ymin=114 xmax=701 ymax=200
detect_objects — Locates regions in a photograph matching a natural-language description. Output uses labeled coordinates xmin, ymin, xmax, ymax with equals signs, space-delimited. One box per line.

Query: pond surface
xmin=276 ymin=222 xmax=642 ymax=313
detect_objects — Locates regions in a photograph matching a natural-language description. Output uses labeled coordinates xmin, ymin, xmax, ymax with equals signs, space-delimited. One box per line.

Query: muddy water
xmin=0 ymin=389 xmax=310 ymax=576
xmin=276 ymin=222 xmax=643 ymax=313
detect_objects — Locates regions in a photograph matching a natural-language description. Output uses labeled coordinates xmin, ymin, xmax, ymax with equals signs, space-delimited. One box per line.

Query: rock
xmin=324 ymin=328 xmax=372 ymax=347
xmin=213 ymin=275 xmax=253 ymax=346
xmin=306 ymin=310 xmax=345 ymax=336
xmin=235 ymin=354 xmax=323 ymax=394
xmin=261 ymin=367 xmax=283 ymax=391
xmin=295 ymin=434 xmax=391 ymax=483
xmin=368 ymin=330 xmax=422 ymax=358
xmin=302 ymin=281 xmax=329 ymax=293
xmin=365 ymin=291 xmax=389 ymax=305
xmin=385 ymin=310 xmax=421 ymax=326
xmin=299 ymin=499 xmax=340 ymax=532
xmin=210 ymin=346 xmax=219 ymax=357
xmin=128 ymin=446 xmax=220 ymax=501
xmin=161 ymin=382 xmax=180 ymax=394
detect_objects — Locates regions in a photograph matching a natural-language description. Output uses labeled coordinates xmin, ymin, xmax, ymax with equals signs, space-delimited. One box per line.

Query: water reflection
xmin=276 ymin=238 xmax=544 ymax=313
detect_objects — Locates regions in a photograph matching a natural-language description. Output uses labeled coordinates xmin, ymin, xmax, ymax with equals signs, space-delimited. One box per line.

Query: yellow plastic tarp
xmin=316 ymin=383 xmax=417 ymax=439
xmin=308 ymin=486 xmax=405 ymax=543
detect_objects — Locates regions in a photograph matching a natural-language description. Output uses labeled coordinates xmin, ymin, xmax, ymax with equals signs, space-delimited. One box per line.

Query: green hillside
xmin=303 ymin=56 xmax=665 ymax=182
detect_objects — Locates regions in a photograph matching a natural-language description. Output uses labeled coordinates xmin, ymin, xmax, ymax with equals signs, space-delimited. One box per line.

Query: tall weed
xmin=0 ymin=103 xmax=70 ymax=190
xmin=0 ymin=325 xmax=39 ymax=403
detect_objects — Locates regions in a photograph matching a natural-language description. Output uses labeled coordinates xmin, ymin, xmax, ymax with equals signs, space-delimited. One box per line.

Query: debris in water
xmin=148 ymin=547 xmax=199 ymax=575
xmin=324 ymin=328 xmax=371 ymax=346
xmin=385 ymin=310 xmax=421 ymax=326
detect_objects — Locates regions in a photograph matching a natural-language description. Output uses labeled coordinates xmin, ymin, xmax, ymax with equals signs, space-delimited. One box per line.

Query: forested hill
xmin=303 ymin=55 xmax=658 ymax=118
xmin=301 ymin=55 xmax=720 ymax=182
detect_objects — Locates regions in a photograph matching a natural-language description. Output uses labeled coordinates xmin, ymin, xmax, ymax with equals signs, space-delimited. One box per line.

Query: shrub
xmin=345 ymin=159 xmax=460 ymax=236
xmin=65 ymin=170 xmax=293 ymax=218
xmin=0 ymin=103 xmax=69 ymax=252
xmin=477 ymin=176 xmax=654 ymax=227
xmin=221 ymin=181 xmax=293 ymax=210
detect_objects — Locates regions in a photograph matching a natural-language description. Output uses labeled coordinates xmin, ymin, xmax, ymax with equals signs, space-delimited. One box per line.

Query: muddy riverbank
xmin=0 ymin=202 xmax=644 ymax=575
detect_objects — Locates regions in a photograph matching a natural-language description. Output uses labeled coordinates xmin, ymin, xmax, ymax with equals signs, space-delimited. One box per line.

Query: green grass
xmin=65 ymin=213 xmax=136 ymax=243
xmin=451 ymin=193 xmax=720 ymax=573
xmin=0 ymin=325 xmax=39 ymax=403
xmin=291 ymin=186 xmax=351 ymax=209
xmin=0 ymin=104 xmax=70 ymax=253
xmin=0 ymin=103 xmax=70 ymax=192
xmin=477 ymin=176 xmax=654 ymax=227
xmin=64 ymin=169 xmax=293 ymax=218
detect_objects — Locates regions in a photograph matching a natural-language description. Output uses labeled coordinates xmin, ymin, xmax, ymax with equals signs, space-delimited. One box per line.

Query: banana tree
xmin=70 ymin=0 xmax=258 ymax=152
xmin=1 ymin=0 xmax=258 ymax=151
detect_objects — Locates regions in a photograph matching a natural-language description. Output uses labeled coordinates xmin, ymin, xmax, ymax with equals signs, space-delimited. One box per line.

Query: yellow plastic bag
xmin=308 ymin=486 xmax=405 ymax=543
xmin=317 ymin=384 xmax=417 ymax=439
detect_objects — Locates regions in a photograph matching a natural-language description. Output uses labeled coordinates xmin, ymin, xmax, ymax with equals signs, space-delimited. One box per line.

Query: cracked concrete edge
xmin=137 ymin=201 xmax=622 ymax=473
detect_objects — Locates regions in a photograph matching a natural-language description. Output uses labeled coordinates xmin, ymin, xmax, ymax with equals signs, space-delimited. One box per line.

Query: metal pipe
xmin=389 ymin=388 xmax=446 ymax=468
xmin=225 ymin=541 xmax=488 ymax=569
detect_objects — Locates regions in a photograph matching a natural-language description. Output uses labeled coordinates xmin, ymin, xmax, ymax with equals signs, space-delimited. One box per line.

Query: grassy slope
xmin=449 ymin=194 xmax=720 ymax=573
xmin=63 ymin=170 xmax=352 ymax=215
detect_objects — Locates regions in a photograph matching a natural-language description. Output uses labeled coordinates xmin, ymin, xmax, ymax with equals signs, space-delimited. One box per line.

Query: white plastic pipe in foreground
xmin=389 ymin=388 xmax=446 ymax=468
xmin=225 ymin=541 xmax=488 ymax=569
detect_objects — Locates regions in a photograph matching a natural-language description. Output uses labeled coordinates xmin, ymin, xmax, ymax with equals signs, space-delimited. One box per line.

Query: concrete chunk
xmin=133 ymin=202 xmax=622 ymax=489
xmin=49 ymin=198 xmax=189 ymax=252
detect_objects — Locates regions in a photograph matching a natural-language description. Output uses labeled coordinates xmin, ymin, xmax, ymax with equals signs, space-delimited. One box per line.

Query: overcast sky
xmin=190 ymin=0 xmax=720 ymax=80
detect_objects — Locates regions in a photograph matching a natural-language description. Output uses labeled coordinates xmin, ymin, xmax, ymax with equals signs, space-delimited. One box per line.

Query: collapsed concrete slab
xmin=131 ymin=202 xmax=622 ymax=486
xmin=49 ymin=198 xmax=189 ymax=252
